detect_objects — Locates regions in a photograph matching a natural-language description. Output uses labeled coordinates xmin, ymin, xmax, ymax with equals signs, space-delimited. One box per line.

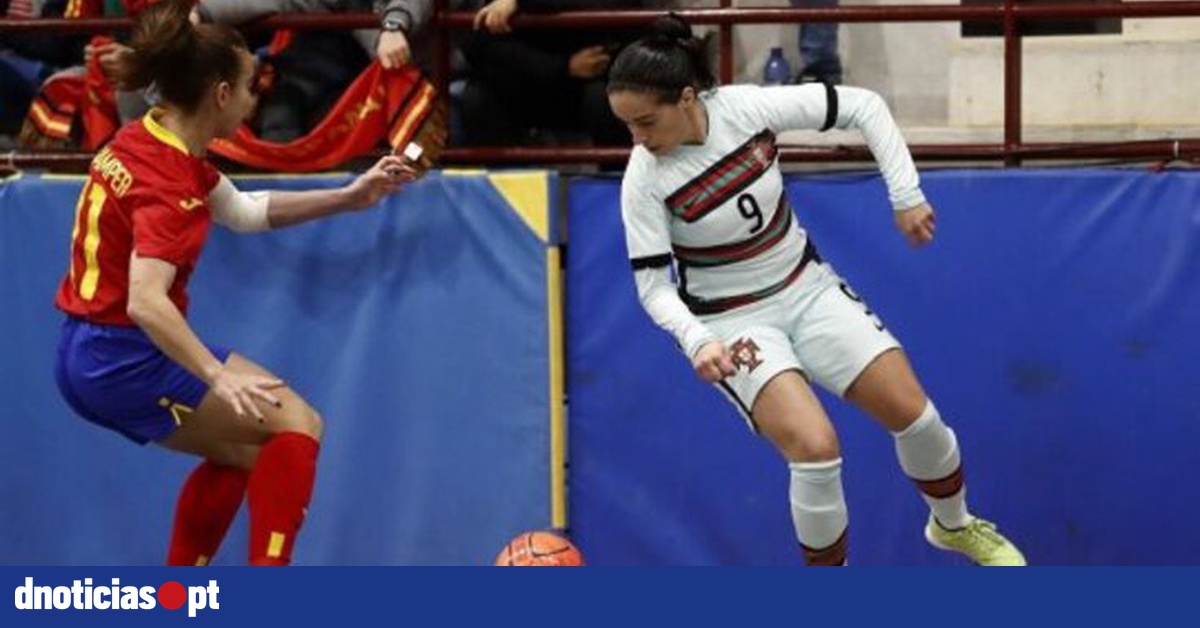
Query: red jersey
xmin=55 ymin=111 xmax=221 ymax=326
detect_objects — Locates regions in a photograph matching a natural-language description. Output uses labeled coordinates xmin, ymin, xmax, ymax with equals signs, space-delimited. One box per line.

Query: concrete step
xmin=949 ymin=30 xmax=1200 ymax=127
xmin=778 ymin=125 xmax=1200 ymax=146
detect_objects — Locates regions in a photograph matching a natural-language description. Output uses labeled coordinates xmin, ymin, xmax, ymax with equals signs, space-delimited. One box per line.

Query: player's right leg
xmin=164 ymin=449 xmax=255 ymax=566
xmin=707 ymin=321 xmax=849 ymax=567
xmin=752 ymin=371 xmax=849 ymax=566
xmin=159 ymin=352 xmax=322 ymax=566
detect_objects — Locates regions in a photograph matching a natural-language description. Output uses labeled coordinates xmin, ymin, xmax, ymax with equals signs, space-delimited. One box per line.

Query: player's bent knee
xmin=305 ymin=407 xmax=324 ymax=440
xmin=770 ymin=424 xmax=840 ymax=463
xmin=269 ymin=400 xmax=322 ymax=441
xmin=797 ymin=435 xmax=841 ymax=463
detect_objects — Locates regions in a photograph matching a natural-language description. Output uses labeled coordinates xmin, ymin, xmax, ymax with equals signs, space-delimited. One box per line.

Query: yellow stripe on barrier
xmin=547 ymin=246 xmax=567 ymax=529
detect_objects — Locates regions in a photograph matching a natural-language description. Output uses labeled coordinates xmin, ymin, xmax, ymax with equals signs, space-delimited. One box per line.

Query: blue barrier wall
xmin=567 ymin=169 xmax=1200 ymax=565
xmin=8 ymin=167 xmax=1200 ymax=566
xmin=0 ymin=171 xmax=558 ymax=565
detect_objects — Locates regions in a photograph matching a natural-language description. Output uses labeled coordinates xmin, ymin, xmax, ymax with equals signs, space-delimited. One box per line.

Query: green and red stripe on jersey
xmin=665 ymin=130 xmax=778 ymax=222
xmin=672 ymin=197 xmax=794 ymax=267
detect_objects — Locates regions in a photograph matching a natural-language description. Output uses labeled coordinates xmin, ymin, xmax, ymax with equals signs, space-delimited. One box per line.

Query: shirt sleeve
xmin=634 ymin=266 xmax=717 ymax=360
xmin=130 ymin=181 xmax=207 ymax=267
xmin=620 ymin=153 xmax=672 ymax=264
xmin=833 ymin=86 xmax=926 ymax=210
xmin=730 ymin=84 xmax=927 ymax=211
xmin=374 ymin=0 xmax=433 ymax=34
xmin=728 ymin=83 xmax=835 ymax=135
xmin=201 ymin=162 xmax=221 ymax=192
xmin=620 ymin=152 xmax=717 ymax=358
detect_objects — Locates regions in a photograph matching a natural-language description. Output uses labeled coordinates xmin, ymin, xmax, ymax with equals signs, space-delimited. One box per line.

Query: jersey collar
xmin=142 ymin=108 xmax=192 ymax=156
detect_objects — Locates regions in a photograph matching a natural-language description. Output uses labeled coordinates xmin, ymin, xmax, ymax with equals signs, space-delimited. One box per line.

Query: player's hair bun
xmin=650 ymin=13 xmax=693 ymax=44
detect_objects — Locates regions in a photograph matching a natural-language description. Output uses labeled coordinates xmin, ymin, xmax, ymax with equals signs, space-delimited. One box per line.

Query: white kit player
xmin=607 ymin=15 xmax=1025 ymax=566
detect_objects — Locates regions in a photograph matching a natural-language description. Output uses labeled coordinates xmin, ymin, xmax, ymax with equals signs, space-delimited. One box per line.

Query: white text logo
xmin=15 ymin=577 xmax=219 ymax=617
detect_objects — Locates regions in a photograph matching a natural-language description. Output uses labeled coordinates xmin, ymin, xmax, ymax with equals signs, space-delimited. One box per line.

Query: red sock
xmin=167 ymin=461 xmax=249 ymax=566
xmin=247 ymin=432 xmax=319 ymax=566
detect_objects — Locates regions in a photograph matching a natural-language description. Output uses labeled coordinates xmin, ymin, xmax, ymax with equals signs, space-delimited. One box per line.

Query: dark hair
xmin=112 ymin=0 xmax=249 ymax=113
xmin=607 ymin=14 xmax=716 ymax=104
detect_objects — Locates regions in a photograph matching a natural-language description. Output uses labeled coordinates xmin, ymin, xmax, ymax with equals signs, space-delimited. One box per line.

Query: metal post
xmin=719 ymin=0 xmax=734 ymax=84
xmin=434 ymin=0 xmax=451 ymax=99
xmin=1003 ymin=0 xmax=1022 ymax=167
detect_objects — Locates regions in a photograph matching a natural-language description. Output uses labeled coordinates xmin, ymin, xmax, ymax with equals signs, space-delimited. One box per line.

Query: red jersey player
xmin=52 ymin=0 xmax=417 ymax=566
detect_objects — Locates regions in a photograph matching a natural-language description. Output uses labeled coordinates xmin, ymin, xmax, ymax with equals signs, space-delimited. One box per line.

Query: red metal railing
xmin=3 ymin=3 xmax=1200 ymax=171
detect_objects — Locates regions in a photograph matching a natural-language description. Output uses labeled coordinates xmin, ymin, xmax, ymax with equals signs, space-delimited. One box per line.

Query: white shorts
xmin=701 ymin=261 xmax=900 ymax=430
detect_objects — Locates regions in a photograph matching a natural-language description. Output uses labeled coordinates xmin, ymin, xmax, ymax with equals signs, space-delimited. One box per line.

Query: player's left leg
xmin=794 ymin=264 xmax=1023 ymax=565
xmin=844 ymin=345 xmax=1025 ymax=566
xmin=843 ymin=349 xmax=965 ymax=523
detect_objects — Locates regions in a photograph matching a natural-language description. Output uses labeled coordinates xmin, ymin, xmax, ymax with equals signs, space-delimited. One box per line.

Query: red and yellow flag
xmin=210 ymin=62 xmax=446 ymax=173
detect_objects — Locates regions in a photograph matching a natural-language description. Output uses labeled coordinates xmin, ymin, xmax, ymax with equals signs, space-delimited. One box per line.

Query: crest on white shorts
xmin=729 ymin=337 xmax=763 ymax=373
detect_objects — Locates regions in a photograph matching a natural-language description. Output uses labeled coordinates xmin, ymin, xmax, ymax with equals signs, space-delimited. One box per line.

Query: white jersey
xmin=620 ymin=83 xmax=926 ymax=357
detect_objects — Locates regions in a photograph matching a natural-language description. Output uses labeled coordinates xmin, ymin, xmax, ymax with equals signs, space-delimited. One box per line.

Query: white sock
xmin=789 ymin=458 xmax=848 ymax=566
xmin=892 ymin=400 xmax=971 ymax=529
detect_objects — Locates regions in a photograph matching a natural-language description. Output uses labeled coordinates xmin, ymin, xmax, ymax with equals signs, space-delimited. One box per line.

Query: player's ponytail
xmin=607 ymin=14 xmax=716 ymax=103
xmin=112 ymin=0 xmax=248 ymax=112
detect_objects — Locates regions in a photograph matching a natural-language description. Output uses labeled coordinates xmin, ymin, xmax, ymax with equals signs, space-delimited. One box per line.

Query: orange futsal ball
xmin=494 ymin=531 xmax=585 ymax=566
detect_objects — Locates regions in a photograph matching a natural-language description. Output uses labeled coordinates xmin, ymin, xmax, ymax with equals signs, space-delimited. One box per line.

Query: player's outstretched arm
xmin=265 ymin=155 xmax=417 ymax=229
xmin=209 ymin=156 xmax=417 ymax=233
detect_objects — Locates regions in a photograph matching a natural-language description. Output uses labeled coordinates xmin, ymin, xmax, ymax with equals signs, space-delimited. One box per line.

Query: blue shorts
xmin=54 ymin=316 xmax=232 ymax=445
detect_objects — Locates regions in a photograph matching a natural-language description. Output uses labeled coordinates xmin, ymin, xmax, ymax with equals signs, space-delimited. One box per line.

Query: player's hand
xmin=692 ymin=341 xmax=736 ymax=383
xmin=342 ymin=155 xmax=416 ymax=210
xmin=568 ymin=46 xmax=611 ymax=80
xmin=894 ymin=202 xmax=936 ymax=247
xmin=209 ymin=367 xmax=285 ymax=421
xmin=474 ymin=0 xmax=518 ymax=34
xmin=85 ymin=41 xmax=132 ymax=82
xmin=377 ymin=30 xmax=412 ymax=70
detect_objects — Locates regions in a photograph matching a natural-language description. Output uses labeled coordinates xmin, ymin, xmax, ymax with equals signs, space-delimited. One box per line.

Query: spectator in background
xmin=15 ymin=0 xmax=167 ymax=149
xmin=1 ymin=0 xmax=85 ymax=144
xmin=790 ymin=0 xmax=842 ymax=85
xmin=0 ymin=53 xmax=40 ymax=147
xmin=196 ymin=1 xmax=466 ymax=141
xmin=193 ymin=1 xmax=378 ymax=141
xmin=1 ymin=1 xmax=84 ymax=69
xmin=71 ymin=2 xmax=176 ymax=125
xmin=375 ymin=0 xmax=426 ymax=70
xmin=460 ymin=0 xmax=641 ymax=147
xmin=374 ymin=1 xmax=474 ymax=145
